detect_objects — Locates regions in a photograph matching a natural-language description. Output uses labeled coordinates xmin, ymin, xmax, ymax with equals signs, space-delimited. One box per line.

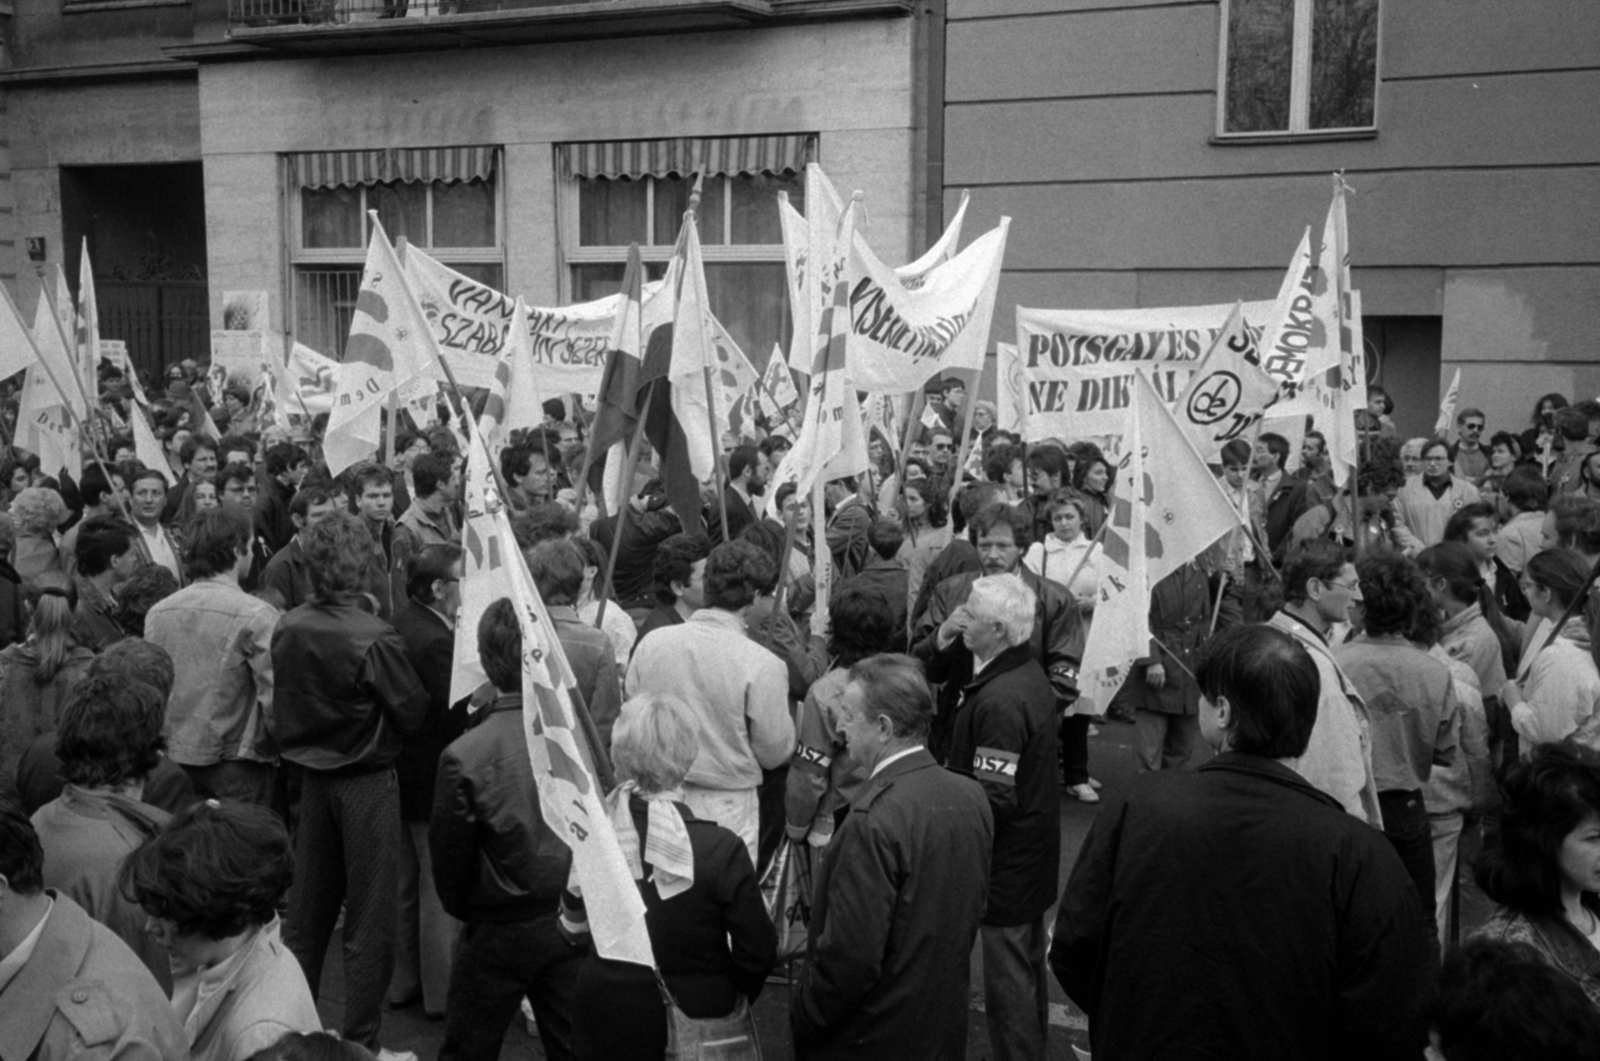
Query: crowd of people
xmin=3 ymin=360 xmax=1600 ymax=1061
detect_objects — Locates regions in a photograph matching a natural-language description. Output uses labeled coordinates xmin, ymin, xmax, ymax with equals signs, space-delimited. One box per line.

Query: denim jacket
xmin=145 ymin=577 xmax=280 ymax=766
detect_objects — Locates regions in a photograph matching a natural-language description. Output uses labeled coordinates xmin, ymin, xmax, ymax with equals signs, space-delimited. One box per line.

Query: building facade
xmin=935 ymin=0 xmax=1600 ymax=440
xmin=5 ymin=0 xmax=924 ymax=381
xmin=4 ymin=0 xmax=1595 ymax=440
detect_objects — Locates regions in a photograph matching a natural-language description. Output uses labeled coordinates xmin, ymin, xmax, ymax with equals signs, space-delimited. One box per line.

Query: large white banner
xmin=843 ymin=218 xmax=1009 ymax=392
xmin=406 ymin=250 xmax=662 ymax=395
xmin=1011 ymin=299 xmax=1275 ymax=438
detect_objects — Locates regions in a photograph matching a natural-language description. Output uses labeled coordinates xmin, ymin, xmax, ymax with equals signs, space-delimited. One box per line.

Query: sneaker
xmin=377 ymin=1050 xmax=418 ymax=1061
xmin=1086 ymin=724 xmax=1101 ymax=737
xmin=1088 ymin=778 xmax=1103 ymax=790
xmin=1068 ymin=783 xmax=1100 ymax=804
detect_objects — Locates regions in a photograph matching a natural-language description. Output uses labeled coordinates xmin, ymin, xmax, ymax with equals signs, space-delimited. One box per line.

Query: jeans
xmin=1134 ymin=711 xmax=1200 ymax=773
xmin=1379 ymin=789 xmax=1438 ymax=961
xmin=981 ymin=915 xmax=1050 ymax=1061
xmin=388 ymin=819 xmax=459 ymax=1015
xmin=438 ymin=915 xmax=582 ymax=1061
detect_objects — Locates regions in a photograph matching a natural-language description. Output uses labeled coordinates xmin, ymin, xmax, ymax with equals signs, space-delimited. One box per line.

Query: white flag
xmin=994 ymin=342 xmax=1028 ymax=436
xmin=1257 ymin=228 xmax=1317 ymax=389
xmin=1078 ymin=371 xmax=1244 ymax=707
xmin=768 ymin=201 xmax=870 ymax=498
xmin=708 ymin=317 xmax=761 ymax=443
xmin=895 ymin=190 xmax=971 ymax=289
xmin=842 ymin=218 xmax=1009 ymax=392
xmin=454 ymin=419 xmax=655 ymax=966
xmin=1318 ymin=176 xmax=1366 ymax=487
xmin=480 ymin=298 xmax=546 ymax=460
xmin=324 ymin=218 xmax=443 ymax=477
xmin=1435 ymin=367 xmax=1462 ymax=437
xmin=761 ymin=345 xmax=800 ymax=410
xmin=130 ymin=402 xmax=175 ymax=486
xmin=76 ymin=242 xmax=101 ymax=412
xmin=1172 ymin=302 xmax=1281 ymax=463
xmin=667 ymin=211 xmax=721 ymax=481
xmin=794 ymin=164 xmax=846 ymax=377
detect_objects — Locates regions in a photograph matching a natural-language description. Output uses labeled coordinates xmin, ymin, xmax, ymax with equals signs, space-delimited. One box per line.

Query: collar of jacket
xmin=58 ymin=785 xmax=168 ymax=834
xmin=688 ymin=608 xmax=746 ymax=634
xmin=546 ymin=604 xmax=581 ymax=623
xmin=483 ymin=690 xmax=522 ymax=717
xmin=964 ymin=642 xmax=1035 ymax=693
xmin=1199 ymin=752 xmax=1343 ymax=810
xmin=0 ymin=893 xmax=89 ymax=1061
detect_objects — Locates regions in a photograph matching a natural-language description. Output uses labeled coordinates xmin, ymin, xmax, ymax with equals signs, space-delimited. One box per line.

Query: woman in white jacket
xmin=1023 ymin=489 xmax=1102 ymax=614
xmin=1503 ymin=548 xmax=1600 ymax=755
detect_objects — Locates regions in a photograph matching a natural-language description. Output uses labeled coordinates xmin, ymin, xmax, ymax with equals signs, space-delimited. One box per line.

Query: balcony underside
xmin=201 ymin=0 xmax=909 ymax=56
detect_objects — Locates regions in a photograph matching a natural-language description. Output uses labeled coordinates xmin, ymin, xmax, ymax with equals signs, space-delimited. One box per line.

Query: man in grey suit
xmin=792 ymin=654 xmax=994 ymax=1060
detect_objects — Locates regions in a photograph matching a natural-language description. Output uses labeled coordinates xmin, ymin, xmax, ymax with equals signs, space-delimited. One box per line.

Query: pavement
xmin=317 ymin=720 xmax=1494 ymax=1059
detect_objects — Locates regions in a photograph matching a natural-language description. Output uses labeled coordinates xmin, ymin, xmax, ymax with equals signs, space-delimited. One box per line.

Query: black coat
xmin=570 ymin=798 xmax=777 ymax=1060
xmin=912 ymin=567 xmax=1083 ymax=760
xmin=1051 ymin=753 xmax=1431 ymax=1061
xmin=391 ymin=600 xmax=467 ymax=822
xmin=589 ymin=505 xmax=681 ymax=611
xmin=948 ymin=644 xmax=1061 ymax=926
xmin=792 ymin=749 xmax=992 ymax=1060
xmin=1259 ymin=473 xmax=1310 ymax=560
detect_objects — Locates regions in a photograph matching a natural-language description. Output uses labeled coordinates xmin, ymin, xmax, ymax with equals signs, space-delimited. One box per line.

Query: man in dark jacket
xmin=1127 ymin=560 xmax=1242 ymax=772
xmin=912 ymin=503 xmax=1082 ymax=763
xmin=633 ymin=532 xmax=710 ymax=652
xmin=945 ymin=573 xmax=1060 ymax=1061
xmin=431 ymin=598 xmax=590 ymax=1061
xmin=586 ymin=481 xmax=681 ymax=625
xmin=792 ymin=655 xmax=992 ymax=1060
xmin=260 ymin=486 xmax=338 ymax=611
xmin=1252 ymin=432 xmax=1310 ymax=564
xmin=1051 ymin=623 xmax=1432 ymax=1061
xmin=387 ymin=544 xmax=467 ymax=1019
xmin=835 ymin=518 xmax=909 ymax=651
xmin=273 ymin=512 xmax=429 ymax=1055
xmin=526 ymin=539 xmax=623 ymax=758
xmin=256 ymin=441 xmax=308 ymax=554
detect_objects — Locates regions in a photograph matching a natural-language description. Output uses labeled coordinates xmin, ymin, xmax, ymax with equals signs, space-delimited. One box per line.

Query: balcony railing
xmin=229 ymin=0 xmax=579 ymax=28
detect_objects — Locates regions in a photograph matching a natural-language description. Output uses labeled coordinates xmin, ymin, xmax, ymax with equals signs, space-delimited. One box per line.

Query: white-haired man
xmin=945 ymin=573 xmax=1060 ymax=1061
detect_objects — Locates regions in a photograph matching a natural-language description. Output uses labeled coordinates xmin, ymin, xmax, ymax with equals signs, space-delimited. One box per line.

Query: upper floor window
xmin=558 ymin=135 xmax=815 ymax=363
xmin=1219 ymin=0 xmax=1379 ymax=136
xmin=286 ymin=147 xmax=503 ymax=356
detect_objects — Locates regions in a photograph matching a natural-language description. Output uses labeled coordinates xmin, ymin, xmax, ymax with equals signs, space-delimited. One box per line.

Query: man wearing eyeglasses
xmin=1450 ymin=408 xmax=1490 ymax=485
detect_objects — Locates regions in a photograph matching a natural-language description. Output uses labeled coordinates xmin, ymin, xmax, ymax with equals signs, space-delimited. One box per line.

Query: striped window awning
xmin=560 ymin=134 xmax=817 ymax=181
xmin=289 ymin=146 xmax=499 ymax=190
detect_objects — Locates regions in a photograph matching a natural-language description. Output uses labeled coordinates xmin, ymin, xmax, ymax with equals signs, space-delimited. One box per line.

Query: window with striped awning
xmin=288 ymin=146 xmax=499 ymax=190
xmin=559 ymin=134 xmax=816 ymax=181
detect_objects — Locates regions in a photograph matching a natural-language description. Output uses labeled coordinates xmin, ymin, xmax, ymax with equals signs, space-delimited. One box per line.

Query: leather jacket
xmin=270 ymin=596 xmax=428 ymax=773
xmin=430 ymin=692 xmax=571 ymax=923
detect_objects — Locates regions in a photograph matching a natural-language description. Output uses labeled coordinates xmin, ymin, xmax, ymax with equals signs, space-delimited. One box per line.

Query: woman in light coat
xmin=1504 ymin=549 xmax=1600 ymax=755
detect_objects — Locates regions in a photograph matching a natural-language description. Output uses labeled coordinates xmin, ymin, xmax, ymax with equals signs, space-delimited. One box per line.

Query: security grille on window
xmin=287 ymin=147 xmax=503 ymax=358
xmin=1218 ymin=0 xmax=1379 ymax=136
xmin=559 ymin=135 xmax=816 ymax=365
